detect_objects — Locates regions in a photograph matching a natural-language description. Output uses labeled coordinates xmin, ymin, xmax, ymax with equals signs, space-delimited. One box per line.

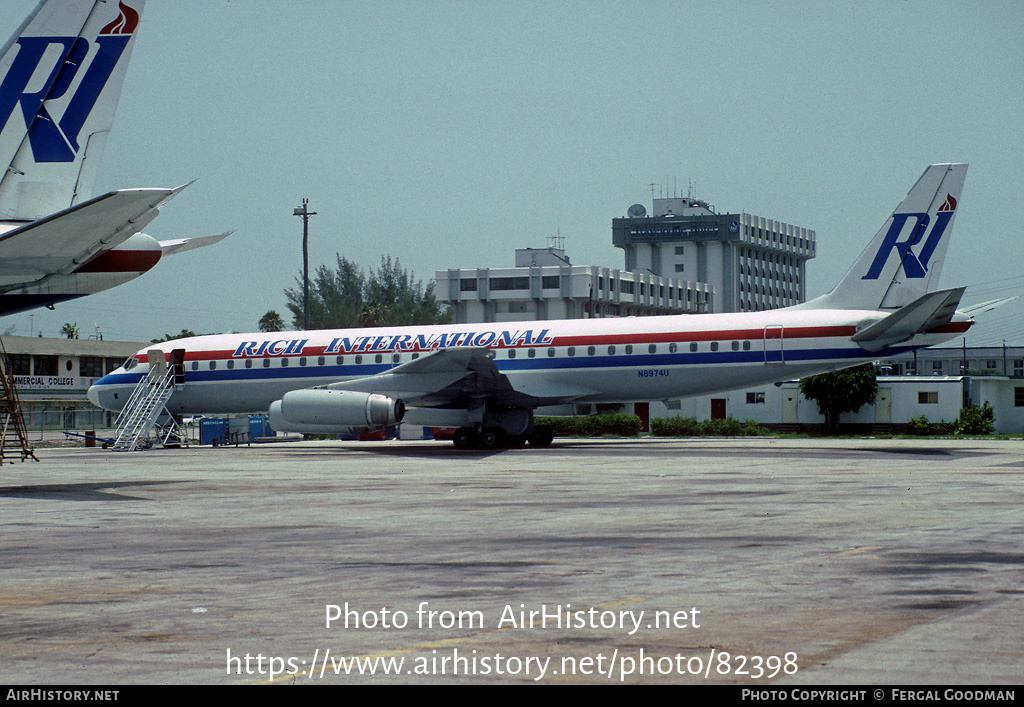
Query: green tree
xmin=798 ymin=363 xmax=878 ymax=433
xmin=150 ymin=329 xmax=199 ymax=343
xmin=60 ymin=322 xmax=79 ymax=339
xmin=285 ymin=254 xmax=451 ymax=329
xmin=258 ymin=310 xmax=286 ymax=332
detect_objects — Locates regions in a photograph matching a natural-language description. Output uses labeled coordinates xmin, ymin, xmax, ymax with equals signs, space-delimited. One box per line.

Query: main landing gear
xmin=452 ymin=424 xmax=554 ymax=450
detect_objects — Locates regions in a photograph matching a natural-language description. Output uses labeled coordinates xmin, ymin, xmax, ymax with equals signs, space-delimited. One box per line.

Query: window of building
xmin=460 ymin=278 xmax=477 ymax=291
xmin=932 ymin=361 xmax=943 ymax=375
xmin=746 ymin=392 xmax=765 ymax=404
xmin=80 ymin=356 xmax=105 ymax=377
xmin=918 ymin=391 xmax=938 ymax=404
xmin=490 ymin=277 xmax=529 ymax=291
xmin=31 ymin=355 xmax=57 ymax=376
xmin=675 ymin=246 xmax=685 ymax=255
xmin=1014 ymin=360 xmax=1024 ymax=378
xmin=541 ymin=276 xmax=560 ymax=289
xmin=1016 ymin=388 xmax=1024 ymax=407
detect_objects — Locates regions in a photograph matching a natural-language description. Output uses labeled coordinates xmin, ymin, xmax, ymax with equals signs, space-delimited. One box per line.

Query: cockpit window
xmin=124 ymin=357 xmax=139 ymax=371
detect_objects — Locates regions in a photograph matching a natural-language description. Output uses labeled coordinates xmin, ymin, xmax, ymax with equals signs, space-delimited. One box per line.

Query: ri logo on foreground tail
xmin=0 ymin=0 xmax=229 ymax=316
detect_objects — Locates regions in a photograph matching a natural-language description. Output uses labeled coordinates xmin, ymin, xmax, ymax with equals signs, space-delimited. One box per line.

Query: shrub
xmin=536 ymin=414 xmax=642 ymax=437
xmin=907 ymin=416 xmax=930 ymax=436
xmin=955 ymin=403 xmax=994 ymax=436
xmin=651 ymin=416 xmax=766 ymax=437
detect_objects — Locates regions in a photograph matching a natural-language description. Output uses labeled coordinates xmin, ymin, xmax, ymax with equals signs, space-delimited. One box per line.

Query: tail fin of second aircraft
xmin=804 ymin=163 xmax=968 ymax=311
xmin=0 ymin=0 xmax=146 ymax=221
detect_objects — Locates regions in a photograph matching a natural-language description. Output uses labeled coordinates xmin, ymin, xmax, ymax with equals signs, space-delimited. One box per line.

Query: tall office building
xmin=612 ymin=195 xmax=815 ymax=313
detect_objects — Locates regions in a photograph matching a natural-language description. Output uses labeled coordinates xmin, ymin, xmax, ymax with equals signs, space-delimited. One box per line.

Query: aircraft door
xmin=764 ymin=326 xmax=784 ymax=365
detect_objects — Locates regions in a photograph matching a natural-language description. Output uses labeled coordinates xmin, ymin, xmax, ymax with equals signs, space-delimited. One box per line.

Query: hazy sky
xmin=3 ymin=0 xmax=1022 ymax=346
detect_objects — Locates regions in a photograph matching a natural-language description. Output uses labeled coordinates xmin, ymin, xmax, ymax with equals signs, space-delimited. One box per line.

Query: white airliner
xmin=91 ymin=164 xmax=979 ymax=448
xmin=0 ymin=0 xmax=228 ymax=315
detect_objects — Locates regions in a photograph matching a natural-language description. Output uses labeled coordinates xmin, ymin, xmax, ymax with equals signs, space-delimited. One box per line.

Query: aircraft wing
xmin=321 ymin=346 xmax=593 ymax=408
xmin=0 ymin=186 xmax=183 ymax=286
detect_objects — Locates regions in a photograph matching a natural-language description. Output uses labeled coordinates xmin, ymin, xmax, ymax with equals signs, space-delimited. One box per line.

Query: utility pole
xmin=293 ymin=199 xmax=317 ymax=329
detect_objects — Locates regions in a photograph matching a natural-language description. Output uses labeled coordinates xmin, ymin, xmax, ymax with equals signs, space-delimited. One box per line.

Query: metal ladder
xmin=111 ymin=350 xmax=185 ymax=451
xmin=0 ymin=336 xmax=38 ymax=464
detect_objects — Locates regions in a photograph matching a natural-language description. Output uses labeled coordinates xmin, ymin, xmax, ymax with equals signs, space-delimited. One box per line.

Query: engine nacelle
xmin=269 ymin=389 xmax=405 ymax=433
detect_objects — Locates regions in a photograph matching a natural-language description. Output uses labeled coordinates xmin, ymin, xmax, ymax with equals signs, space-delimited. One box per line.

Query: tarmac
xmin=0 ymin=436 xmax=1021 ymax=685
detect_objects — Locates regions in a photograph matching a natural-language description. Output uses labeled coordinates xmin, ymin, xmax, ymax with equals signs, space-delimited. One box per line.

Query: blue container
xmin=199 ymin=418 xmax=229 ymax=445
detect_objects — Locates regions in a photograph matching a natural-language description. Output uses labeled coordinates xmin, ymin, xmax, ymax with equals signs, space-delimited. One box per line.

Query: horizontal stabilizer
xmin=851 ymin=287 xmax=965 ymax=352
xmin=158 ymin=230 xmax=234 ymax=256
xmin=958 ymin=297 xmax=1016 ymax=318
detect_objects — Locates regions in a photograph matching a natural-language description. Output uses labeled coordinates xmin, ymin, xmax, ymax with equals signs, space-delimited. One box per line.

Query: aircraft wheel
xmin=452 ymin=427 xmax=479 ymax=449
xmin=527 ymin=425 xmax=554 ymax=447
xmin=479 ymin=427 xmax=505 ymax=449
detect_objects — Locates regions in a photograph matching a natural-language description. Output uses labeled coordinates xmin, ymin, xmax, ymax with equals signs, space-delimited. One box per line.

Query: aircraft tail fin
xmin=804 ymin=163 xmax=968 ymax=311
xmin=0 ymin=0 xmax=147 ymax=220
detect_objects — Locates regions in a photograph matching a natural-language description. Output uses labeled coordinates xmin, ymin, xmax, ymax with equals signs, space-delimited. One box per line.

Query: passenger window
xmin=245 ymin=359 xmax=253 ymax=369
xmin=336 ymin=356 xmax=344 ymax=365
xmin=210 ymin=360 xmax=217 ymax=370
xmin=528 ymin=349 xmax=536 ymax=358
xmin=375 ymin=354 xmax=383 ymax=363
xmin=669 ymin=343 xmax=677 ymax=353
xmin=690 ymin=343 xmax=698 ymax=352
xmin=299 ymin=357 xmax=306 ymax=366
xmin=393 ymin=354 xmax=400 ymax=363
xmin=263 ymin=359 xmax=271 ymax=368
xmin=732 ymin=341 xmax=739 ymax=351
xmin=587 ymin=346 xmax=595 ymax=356
xmin=608 ymin=345 xmax=615 ymax=355
xmin=318 ymin=356 xmax=325 ymax=366
xmin=226 ymin=360 xmax=234 ymax=369
xmin=191 ymin=361 xmax=198 ymax=371
xmin=625 ymin=345 xmax=633 ymax=354
xmin=281 ymin=358 xmax=289 ymax=367
xmin=567 ymin=347 xmax=576 ymax=357
xmin=649 ymin=344 xmax=656 ymax=354
xmin=508 ymin=349 xmax=516 ymax=359
xmin=710 ymin=342 xmax=719 ymax=351
xmin=547 ymin=348 xmax=555 ymax=357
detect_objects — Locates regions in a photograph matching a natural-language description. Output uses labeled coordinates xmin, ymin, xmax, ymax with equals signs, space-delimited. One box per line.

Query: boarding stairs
xmin=0 ymin=336 xmax=38 ymax=464
xmin=111 ymin=349 xmax=188 ymax=451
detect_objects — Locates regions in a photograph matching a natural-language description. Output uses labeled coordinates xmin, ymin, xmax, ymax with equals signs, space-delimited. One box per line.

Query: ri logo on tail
xmin=0 ymin=0 xmax=145 ymax=220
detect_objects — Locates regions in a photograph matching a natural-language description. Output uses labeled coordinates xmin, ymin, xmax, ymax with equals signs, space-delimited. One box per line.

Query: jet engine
xmin=269 ymin=389 xmax=405 ymax=433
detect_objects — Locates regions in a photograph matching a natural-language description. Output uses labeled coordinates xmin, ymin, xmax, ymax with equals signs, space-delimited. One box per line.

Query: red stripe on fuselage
xmin=74 ymin=249 xmax=161 ymax=273
xmin=138 ymin=325 xmax=858 ymax=363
